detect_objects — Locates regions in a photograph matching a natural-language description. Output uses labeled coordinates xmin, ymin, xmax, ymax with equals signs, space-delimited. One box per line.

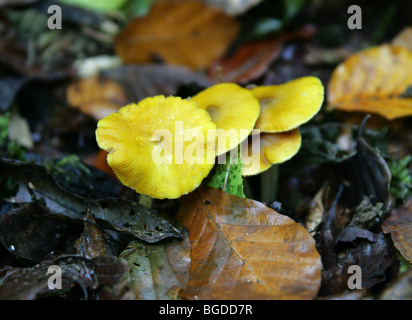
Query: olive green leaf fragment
xmin=207 ymin=145 xmax=245 ymax=197
xmin=119 ymin=238 xmax=190 ymax=300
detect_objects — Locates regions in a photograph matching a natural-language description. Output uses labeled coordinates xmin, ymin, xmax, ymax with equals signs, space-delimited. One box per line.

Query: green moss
xmin=208 ymin=145 xmax=245 ymax=198
xmin=0 ymin=113 xmax=25 ymax=161
xmin=397 ymin=251 xmax=411 ymax=274
xmin=0 ymin=113 xmax=10 ymax=145
xmin=388 ymin=155 xmax=412 ymax=203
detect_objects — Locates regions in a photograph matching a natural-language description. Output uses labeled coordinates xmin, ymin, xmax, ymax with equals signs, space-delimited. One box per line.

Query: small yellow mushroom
xmin=251 ymin=76 xmax=324 ymax=133
xmin=96 ymin=95 xmax=217 ymax=199
xmin=241 ymin=129 xmax=302 ymax=176
xmin=191 ymin=83 xmax=260 ymax=156
xmin=240 ymin=77 xmax=324 ymax=176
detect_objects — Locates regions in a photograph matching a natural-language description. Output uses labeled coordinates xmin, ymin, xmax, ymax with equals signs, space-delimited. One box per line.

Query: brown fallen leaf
xmin=304 ymin=185 xmax=325 ymax=233
xmin=208 ymin=38 xmax=283 ymax=84
xmin=115 ymin=0 xmax=240 ymax=70
xmin=75 ymin=211 xmax=107 ymax=259
xmin=382 ymin=198 xmax=412 ymax=264
xmin=209 ymin=24 xmax=315 ymax=84
xmin=177 ymin=186 xmax=322 ymax=300
xmin=67 ymin=75 xmax=127 ymax=121
xmin=328 ymin=44 xmax=412 ymax=120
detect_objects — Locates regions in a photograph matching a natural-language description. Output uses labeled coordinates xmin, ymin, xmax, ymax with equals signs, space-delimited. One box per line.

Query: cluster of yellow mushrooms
xmin=96 ymin=77 xmax=324 ymax=199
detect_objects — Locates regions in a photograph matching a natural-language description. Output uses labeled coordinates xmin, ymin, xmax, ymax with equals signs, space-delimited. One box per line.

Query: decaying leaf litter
xmin=0 ymin=0 xmax=412 ymax=300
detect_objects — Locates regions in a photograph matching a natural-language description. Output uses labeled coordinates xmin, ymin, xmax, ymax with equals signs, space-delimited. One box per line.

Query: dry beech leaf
xmin=177 ymin=187 xmax=322 ymax=300
xmin=209 ymin=38 xmax=283 ymax=84
xmin=115 ymin=0 xmax=240 ymax=70
xmin=392 ymin=26 xmax=412 ymax=52
xmin=382 ymin=198 xmax=412 ymax=263
xmin=328 ymin=44 xmax=412 ymax=120
xmin=67 ymin=75 xmax=127 ymax=121
xmin=209 ymin=25 xmax=315 ymax=84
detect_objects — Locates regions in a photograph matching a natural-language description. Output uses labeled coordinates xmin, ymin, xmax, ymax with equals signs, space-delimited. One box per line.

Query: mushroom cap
xmin=251 ymin=76 xmax=324 ymax=133
xmin=191 ymin=83 xmax=260 ymax=155
xmin=241 ymin=129 xmax=302 ymax=176
xmin=96 ymin=95 xmax=217 ymax=199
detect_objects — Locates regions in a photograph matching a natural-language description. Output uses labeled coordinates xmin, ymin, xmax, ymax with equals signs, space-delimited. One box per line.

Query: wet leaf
xmin=1 ymin=159 xmax=184 ymax=243
xmin=338 ymin=122 xmax=392 ymax=213
xmin=335 ymin=227 xmax=380 ymax=245
xmin=177 ymin=186 xmax=322 ymax=300
xmin=328 ymin=45 xmax=412 ymax=120
xmin=115 ymin=0 xmax=240 ymax=70
xmin=0 ymin=202 xmax=70 ymax=263
xmin=25 ymin=152 xmax=122 ymax=199
xmin=0 ymin=254 xmax=129 ymax=299
xmin=75 ymin=211 xmax=108 ymax=259
xmin=119 ymin=237 xmax=191 ymax=300
xmin=67 ymin=75 xmax=127 ymax=121
xmin=382 ymin=198 xmax=412 ymax=263
xmin=319 ymin=232 xmax=397 ymax=295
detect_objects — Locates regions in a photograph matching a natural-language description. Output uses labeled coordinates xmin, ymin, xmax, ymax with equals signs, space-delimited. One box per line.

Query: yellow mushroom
xmin=241 ymin=129 xmax=302 ymax=176
xmin=240 ymin=77 xmax=324 ymax=176
xmin=96 ymin=95 xmax=217 ymax=199
xmin=251 ymin=76 xmax=324 ymax=133
xmin=191 ymin=83 xmax=260 ymax=156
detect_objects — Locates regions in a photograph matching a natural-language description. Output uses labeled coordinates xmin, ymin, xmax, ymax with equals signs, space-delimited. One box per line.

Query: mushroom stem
xmin=139 ymin=194 xmax=153 ymax=209
xmin=260 ymin=165 xmax=279 ymax=203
